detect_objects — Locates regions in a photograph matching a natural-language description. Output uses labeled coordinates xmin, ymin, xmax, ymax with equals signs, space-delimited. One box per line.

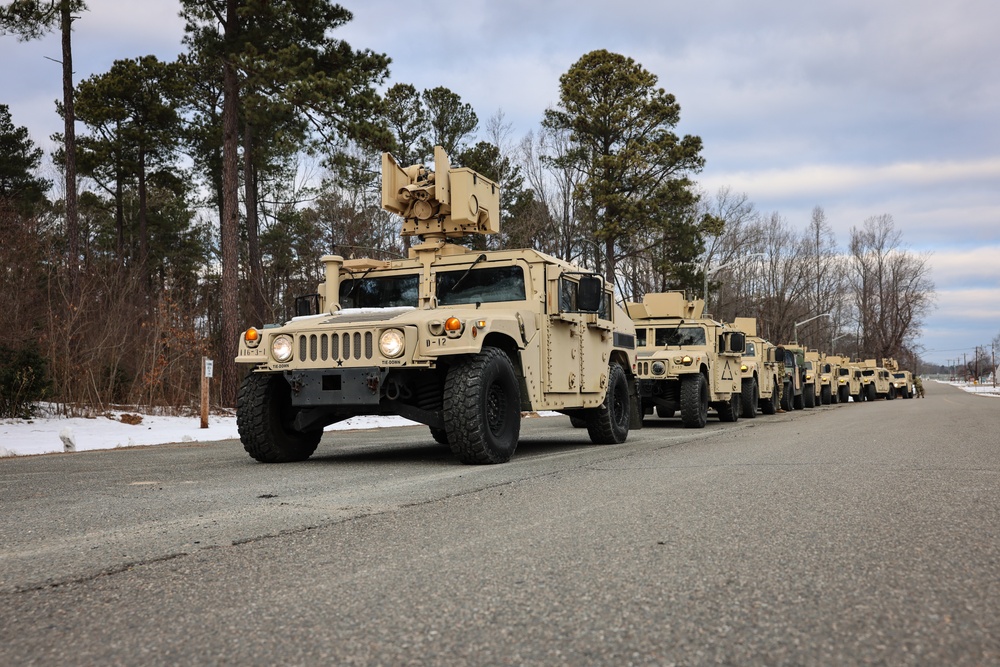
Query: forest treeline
xmin=0 ymin=1 xmax=934 ymax=416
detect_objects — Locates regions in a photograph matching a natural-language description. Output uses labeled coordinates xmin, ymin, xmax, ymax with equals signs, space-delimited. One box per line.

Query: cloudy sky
xmin=2 ymin=0 xmax=998 ymax=366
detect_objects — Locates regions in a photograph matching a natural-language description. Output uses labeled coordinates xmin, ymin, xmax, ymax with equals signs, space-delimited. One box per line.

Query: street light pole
xmin=793 ymin=312 xmax=832 ymax=346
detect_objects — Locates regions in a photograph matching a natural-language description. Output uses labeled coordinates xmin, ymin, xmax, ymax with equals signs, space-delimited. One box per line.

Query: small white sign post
xmin=201 ymin=357 xmax=213 ymax=429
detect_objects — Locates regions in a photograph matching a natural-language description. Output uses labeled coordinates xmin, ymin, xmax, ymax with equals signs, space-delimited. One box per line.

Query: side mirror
xmin=577 ymin=275 xmax=603 ymax=313
xmin=771 ymin=346 xmax=786 ymax=363
xmin=727 ymin=332 xmax=746 ymax=354
xmin=295 ymin=293 xmax=320 ymax=317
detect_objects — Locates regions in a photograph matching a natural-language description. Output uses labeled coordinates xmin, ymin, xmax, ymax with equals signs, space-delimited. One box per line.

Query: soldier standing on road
xmin=914 ymin=375 xmax=925 ymax=398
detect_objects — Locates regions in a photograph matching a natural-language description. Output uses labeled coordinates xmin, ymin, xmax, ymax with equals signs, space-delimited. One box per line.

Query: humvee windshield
xmin=861 ymin=369 xmax=875 ymax=377
xmin=654 ymin=327 xmax=706 ymax=347
xmin=437 ymin=265 xmax=526 ymax=305
xmin=893 ymin=373 xmax=906 ymax=379
xmin=340 ymin=274 xmax=419 ymax=309
xmin=839 ymin=368 xmax=850 ymax=376
xmin=745 ymin=342 xmax=757 ymax=357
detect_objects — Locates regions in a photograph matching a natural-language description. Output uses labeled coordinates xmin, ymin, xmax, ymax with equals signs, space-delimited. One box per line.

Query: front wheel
xmin=839 ymin=385 xmax=851 ymax=404
xmin=716 ymin=392 xmax=740 ymax=422
xmin=585 ymin=363 xmax=630 ymax=444
xmin=740 ymin=378 xmax=759 ymax=419
xmin=821 ymin=384 xmax=832 ymax=405
xmin=803 ymin=384 xmax=816 ymax=408
xmin=237 ymin=372 xmax=322 ymax=463
xmin=443 ymin=348 xmax=521 ymax=464
xmin=680 ymin=373 xmax=709 ymax=428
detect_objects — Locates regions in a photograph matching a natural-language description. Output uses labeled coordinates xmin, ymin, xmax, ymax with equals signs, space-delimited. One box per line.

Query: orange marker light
xmin=444 ymin=317 xmax=462 ymax=332
xmin=245 ymin=328 xmax=260 ymax=342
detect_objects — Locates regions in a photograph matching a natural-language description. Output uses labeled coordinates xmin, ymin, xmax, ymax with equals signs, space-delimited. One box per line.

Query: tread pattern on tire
xmin=237 ymin=372 xmax=321 ymax=463
xmin=741 ymin=377 xmax=758 ymax=419
xmin=585 ymin=363 xmax=630 ymax=445
xmin=680 ymin=373 xmax=708 ymax=428
xmin=443 ymin=347 xmax=521 ymax=464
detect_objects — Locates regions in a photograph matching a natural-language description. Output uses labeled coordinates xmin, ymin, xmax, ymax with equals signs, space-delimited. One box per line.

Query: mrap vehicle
xmin=235 ymin=147 xmax=640 ymax=465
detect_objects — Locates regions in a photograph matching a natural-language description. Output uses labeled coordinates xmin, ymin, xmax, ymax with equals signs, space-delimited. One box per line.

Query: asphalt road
xmin=1 ymin=381 xmax=998 ymax=666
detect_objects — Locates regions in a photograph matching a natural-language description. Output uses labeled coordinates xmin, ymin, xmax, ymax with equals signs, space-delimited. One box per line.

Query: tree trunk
xmin=219 ymin=0 xmax=241 ymax=407
xmin=243 ymin=124 xmax=268 ymax=325
xmin=60 ymin=1 xmax=79 ymax=292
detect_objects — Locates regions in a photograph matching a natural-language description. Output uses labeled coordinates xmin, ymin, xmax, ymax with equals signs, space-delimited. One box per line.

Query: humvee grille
xmin=296 ymin=331 xmax=375 ymax=363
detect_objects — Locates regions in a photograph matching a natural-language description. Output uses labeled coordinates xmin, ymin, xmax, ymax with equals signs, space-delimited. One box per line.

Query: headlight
xmin=806 ymin=373 xmax=813 ymax=381
xmin=740 ymin=364 xmax=749 ymax=373
xmin=379 ymin=329 xmax=405 ymax=358
xmin=271 ymin=335 xmax=293 ymax=363
xmin=680 ymin=355 xmax=693 ymax=366
xmin=651 ymin=361 xmax=666 ymax=375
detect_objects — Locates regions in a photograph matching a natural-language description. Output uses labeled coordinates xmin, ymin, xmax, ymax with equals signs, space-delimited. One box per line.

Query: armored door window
xmin=745 ymin=342 xmax=757 ymax=357
xmin=558 ymin=278 xmax=578 ymax=312
xmin=636 ymin=328 xmax=648 ymax=347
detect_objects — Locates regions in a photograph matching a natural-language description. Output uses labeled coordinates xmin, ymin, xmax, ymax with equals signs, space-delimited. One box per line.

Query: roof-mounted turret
xmin=625 ymin=291 xmax=704 ymax=320
xmin=382 ymin=146 xmax=500 ymax=241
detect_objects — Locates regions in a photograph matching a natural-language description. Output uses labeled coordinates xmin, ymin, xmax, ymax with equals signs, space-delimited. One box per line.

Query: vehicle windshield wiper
xmin=344 ymin=266 xmax=376 ymax=301
xmin=447 ymin=253 xmax=487 ymax=293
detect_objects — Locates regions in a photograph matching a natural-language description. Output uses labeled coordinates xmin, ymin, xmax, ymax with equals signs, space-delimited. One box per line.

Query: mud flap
xmin=629 ymin=376 xmax=643 ymax=430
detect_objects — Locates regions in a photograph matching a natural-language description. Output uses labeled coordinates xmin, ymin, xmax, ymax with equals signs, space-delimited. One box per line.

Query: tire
xmin=585 ymin=363 xmax=630 ymax=444
xmin=740 ymin=378 xmax=759 ymax=419
xmin=716 ymin=392 xmax=740 ymax=422
xmin=443 ymin=347 xmax=521 ymax=464
xmin=839 ymin=385 xmax=851 ymax=404
xmin=760 ymin=376 xmax=778 ymax=415
xmin=887 ymin=386 xmax=896 ymax=400
xmin=821 ymin=384 xmax=832 ymax=405
xmin=793 ymin=392 xmax=804 ymax=410
xmin=781 ymin=382 xmax=793 ymax=411
xmin=803 ymin=384 xmax=815 ymax=408
xmin=680 ymin=373 xmax=709 ymax=428
xmin=429 ymin=427 xmax=449 ymax=445
xmin=866 ymin=383 xmax=877 ymax=402
xmin=852 ymin=391 xmax=863 ymax=403
xmin=569 ymin=415 xmax=587 ymax=428
xmin=237 ymin=372 xmax=322 ymax=463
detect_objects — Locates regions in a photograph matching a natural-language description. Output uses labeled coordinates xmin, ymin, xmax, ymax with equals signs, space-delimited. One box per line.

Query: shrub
xmin=0 ymin=344 xmax=51 ymax=418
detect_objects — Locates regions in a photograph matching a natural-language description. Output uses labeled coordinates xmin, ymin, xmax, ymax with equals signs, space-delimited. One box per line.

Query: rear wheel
xmin=740 ymin=378 xmax=759 ymax=419
xmin=760 ymin=376 xmax=778 ymax=415
xmin=680 ymin=373 xmax=709 ymax=428
xmin=716 ymin=392 xmax=740 ymax=422
xmin=781 ymin=382 xmax=793 ymax=411
xmin=803 ymin=384 xmax=815 ymax=408
xmin=429 ymin=427 xmax=449 ymax=445
xmin=443 ymin=348 xmax=521 ymax=464
xmin=866 ymin=383 xmax=877 ymax=401
xmin=585 ymin=363 xmax=630 ymax=444
xmin=569 ymin=415 xmax=587 ymax=428
xmin=237 ymin=372 xmax=322 ymax=463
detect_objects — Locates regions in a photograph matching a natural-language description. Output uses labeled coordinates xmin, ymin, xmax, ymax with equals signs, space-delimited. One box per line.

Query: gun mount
xmin=382 ymin=146 xmax=500 ymax=242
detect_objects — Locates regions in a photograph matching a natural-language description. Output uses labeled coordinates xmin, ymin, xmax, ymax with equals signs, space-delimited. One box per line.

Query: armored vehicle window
xmin=803 ymin=361 xmax=814 ymax=370
xmin=339 ymin=274 xmax=419 ymax=309
xmin=655 ymin=326 xmax=706 ymax=346
xmin=861 ymin=369 xmax=875 ymax=377
xmin=893 ymin=372 xmax=906 ymax=379
xmin=745 ymin=342 xmax=757 ymax=357
xmin=636 ymin=328 xmax=648 ymax=346
xmin=822 ymin=363 xmax=832 ymax=373
xmin=437 ymin=265 xmax=526 ymax=305
xmin=599 ymin=292 xmax=613 ymax=320
xmin=839 ymin=368 xmax=850 ymax=376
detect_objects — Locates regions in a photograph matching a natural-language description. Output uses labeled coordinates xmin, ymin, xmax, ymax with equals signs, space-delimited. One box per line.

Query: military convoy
xmin=628 ymin=293 xmax=745 ymax=428
xmin=233 ymin=146 xmax=919 ymax=465
xmin=235 ymin=147 xmax=639 ymax=465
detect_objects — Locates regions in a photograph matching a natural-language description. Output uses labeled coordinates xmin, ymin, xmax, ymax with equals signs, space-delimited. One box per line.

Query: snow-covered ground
xmin=1 ymin=381 xmax=994 ymax=458
xmin=0 ymin=407 xmax=420 ymax=458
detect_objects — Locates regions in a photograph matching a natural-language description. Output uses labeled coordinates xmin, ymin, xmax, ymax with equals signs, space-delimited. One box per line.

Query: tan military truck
xmin=815 ymin=354 xmax=839 ymax=404
xmin=235 ymin=147 xmax=640 ymax=465
xmin=732 ymin=317 xmax=782 ymax=417
xmin=802 ymin=350 xmax=823 ymax=408
xmin=781 ymin=344 xmax=807 ymax=410
xmin=827 ymin=355 xmax=861 ymax=403
xmin=884 ymin=358 xmax=915 ymax=398
xmin=628 ymin=292 xmax=745 ymax=428
xmin=859 ymin=359 xmax=894 ymax=400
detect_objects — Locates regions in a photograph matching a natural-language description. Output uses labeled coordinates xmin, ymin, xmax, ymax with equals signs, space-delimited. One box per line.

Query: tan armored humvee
xmin=827 ymin=355 xmax=862 ymax=403
xmin=883 ymin=358 xmax=915 ymax=398
xmin=627 ymin=292 xmax=745 ymax=428
xmin=781 ymin=343 xmax=808 ymax=410
xmin=235 ymin=147 xmax=640 ymax=465
xmin=859 ymin=359 xmax=894 ymax=400
xmin=732 ymin=317 xmax=783 ymax=417
xmin=802 ymin=350 xmax=823 ymax=408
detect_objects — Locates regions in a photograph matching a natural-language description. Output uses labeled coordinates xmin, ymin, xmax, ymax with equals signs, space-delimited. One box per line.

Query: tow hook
xmin=367 ymin=374 xmax=380 ymax=394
